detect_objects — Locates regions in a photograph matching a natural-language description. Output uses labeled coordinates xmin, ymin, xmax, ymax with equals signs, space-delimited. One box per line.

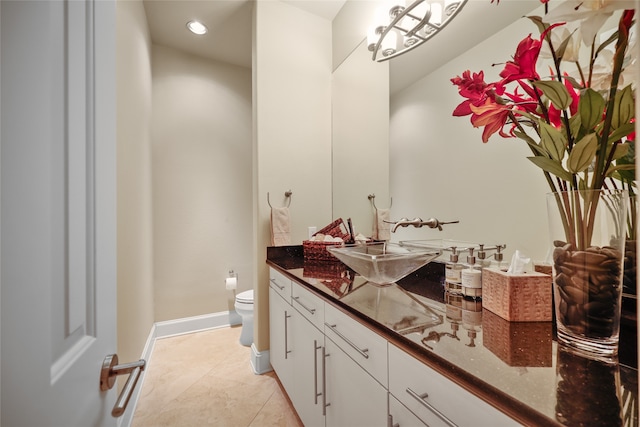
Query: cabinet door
xmin=269 ymin=287 xmax=293 ymax=392
xmin=324 ymin=337 xmax=387 ymax=427
xmin=291 ymin=309 xmax=326 ymax=427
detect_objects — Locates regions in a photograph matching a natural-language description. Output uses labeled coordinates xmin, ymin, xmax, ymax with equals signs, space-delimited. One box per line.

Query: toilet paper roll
xmin=225 ymin=277 xmax=237 ymax=291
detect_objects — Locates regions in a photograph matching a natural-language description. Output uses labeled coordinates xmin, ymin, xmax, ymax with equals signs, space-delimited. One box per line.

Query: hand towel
xmin=271 ymin=207 xmax=291 ymax=246
xmin=372 ymin=208 xmax=390 ymax=241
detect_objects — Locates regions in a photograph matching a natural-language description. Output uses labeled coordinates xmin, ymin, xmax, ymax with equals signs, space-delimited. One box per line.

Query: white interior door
xmin=1 ymin=1 xmax=118 ymax=426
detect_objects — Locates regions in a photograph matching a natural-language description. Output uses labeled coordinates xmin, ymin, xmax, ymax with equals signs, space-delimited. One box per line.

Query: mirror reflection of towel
xmin=372 ymin=208 xmax=390 ymax=241
xmin=271 ymin=207 xmax=291 ymax=246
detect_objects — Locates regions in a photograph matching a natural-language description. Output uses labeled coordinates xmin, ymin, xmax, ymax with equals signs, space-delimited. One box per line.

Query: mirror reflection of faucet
xmin=421 ymin=329 xmax=460 ymax=350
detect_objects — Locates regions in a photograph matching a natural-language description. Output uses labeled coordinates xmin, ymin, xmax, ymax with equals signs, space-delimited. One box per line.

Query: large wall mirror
xmin=331 ymin=1 xmax=389 ymax=238
xmin=332 ymin=37 xmax=389 ymax=238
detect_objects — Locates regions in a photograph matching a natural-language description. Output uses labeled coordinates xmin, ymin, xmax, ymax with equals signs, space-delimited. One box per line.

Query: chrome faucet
xmin=387 ymin=217 xmax=459 ymax=233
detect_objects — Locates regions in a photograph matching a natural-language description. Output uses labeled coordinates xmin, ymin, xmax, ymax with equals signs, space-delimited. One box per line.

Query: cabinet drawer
xmin=291 ymin=281 xmax=324 ymax=330
xmin=269 ymin=268 xmax=291 ymax=302
xmin=389 ymin=344 xmax=519 ymax=427
xmin=389 ymin=394 xmax=428 ymax=427
xmin=324 ymin=303 xmax=387 ymax=387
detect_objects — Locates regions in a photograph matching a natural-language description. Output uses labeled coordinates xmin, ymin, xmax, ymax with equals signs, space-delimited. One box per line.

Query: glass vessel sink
xmin=327 ymin=242 xmax=441 ymax=285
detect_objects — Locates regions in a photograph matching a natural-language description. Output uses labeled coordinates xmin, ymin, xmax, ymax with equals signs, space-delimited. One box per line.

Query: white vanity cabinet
xmin=323 ymin=303 xmax=388 ymax=427
xmin=268 ymin=267 xmax=520 ymax=427
xmin=388 ymin=344 xmax=520 ymax=427
xmin=268 ymin=286 xmax=294 ymax=393
xmin=290 ymin=282 xmax=326 ymax=427
xmin=324 ymin=337 xmax=388 ymax=427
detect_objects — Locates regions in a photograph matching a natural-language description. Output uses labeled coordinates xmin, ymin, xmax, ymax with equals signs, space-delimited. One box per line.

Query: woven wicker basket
xmin=303 ymin=218 xmax=351 ymax=261
xmin=482 ymin=267 xmax=552 ymax=322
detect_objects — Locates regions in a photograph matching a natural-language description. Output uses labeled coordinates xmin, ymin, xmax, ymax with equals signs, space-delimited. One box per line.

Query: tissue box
xmin=482 ymin=308 xmax=552 ymax=367
xmin=482 ymin=267 xmax=552 ymax=322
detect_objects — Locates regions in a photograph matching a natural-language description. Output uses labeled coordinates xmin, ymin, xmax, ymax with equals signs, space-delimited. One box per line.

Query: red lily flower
xmin=504 ymin=87 xmax=539 ymax=115
xmin=451 ymin=70 xmax=504 ymax=117
xmin=499 ymin=35 xmax=542 ymax=84
xmin=469 ymin=98 xmax=512 ymax=143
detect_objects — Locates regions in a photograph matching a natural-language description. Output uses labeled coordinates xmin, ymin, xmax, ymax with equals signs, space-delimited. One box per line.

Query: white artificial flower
xmin=539 ymin=25 xmax=581 ymax=62
xmin=542 ymin=0 xmax=633 ymax=46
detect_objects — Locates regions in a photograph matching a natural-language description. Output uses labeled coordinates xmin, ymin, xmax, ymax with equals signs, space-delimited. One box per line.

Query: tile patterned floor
xmin=132 ymin=326 xmax=304 ymax=427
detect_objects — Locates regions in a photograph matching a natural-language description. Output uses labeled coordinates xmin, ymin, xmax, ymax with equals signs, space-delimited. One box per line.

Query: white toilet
xmin=234 ymin=289 xmax=254 ymax=346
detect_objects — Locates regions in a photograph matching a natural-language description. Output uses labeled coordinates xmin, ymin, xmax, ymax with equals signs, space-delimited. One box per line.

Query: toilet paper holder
xmin=226 ymin=270 xmax=238 ymax=291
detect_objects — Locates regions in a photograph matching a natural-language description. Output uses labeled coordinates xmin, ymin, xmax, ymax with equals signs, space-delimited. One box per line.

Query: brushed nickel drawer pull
xmin=325 ymin=322 xmax=369 ymax=359
xmin=406 ymin=387 xmax=457 ymax=427
xmin=293 ymin=296 xmax=316 ymax=315
xmin=270 ymin=278 xmax=285 ymax=291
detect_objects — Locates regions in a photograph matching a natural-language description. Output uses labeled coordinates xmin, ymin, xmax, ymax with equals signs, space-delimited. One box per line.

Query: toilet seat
xmin=236 ymin=289 xmax=254 ymax=304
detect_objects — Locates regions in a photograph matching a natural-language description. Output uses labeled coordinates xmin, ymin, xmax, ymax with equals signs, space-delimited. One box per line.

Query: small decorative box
xmin=482 ymin=267 xmax=552 ymax=322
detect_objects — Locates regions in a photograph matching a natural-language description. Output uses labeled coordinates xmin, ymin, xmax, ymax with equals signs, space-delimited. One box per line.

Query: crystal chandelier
xmin=368 ymin=0 xmax=468 ymax=62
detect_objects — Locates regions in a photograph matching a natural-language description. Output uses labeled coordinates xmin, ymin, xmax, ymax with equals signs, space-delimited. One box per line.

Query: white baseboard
xmin=250 ymin=343 xmax=273 ymax=375
xmin=118 ymin=310 xmax=242 ymax=427
xmin=154 ymin=310 xmax=241 ymax=338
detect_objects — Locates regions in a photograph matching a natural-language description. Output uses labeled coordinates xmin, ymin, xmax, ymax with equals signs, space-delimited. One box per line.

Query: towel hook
xmin=368 ymin=193 xmax=392 ymax=210
xmin=267 ymin=190 xmax=292 ymax=208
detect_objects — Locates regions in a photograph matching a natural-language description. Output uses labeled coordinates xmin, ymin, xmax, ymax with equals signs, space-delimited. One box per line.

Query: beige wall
xmin=116 ymin=0 xmax=155 ymax=366
xmin=253 ymin=1 xmax=333 ymax=351
xmin=332 ymin=38 xmax=389 ymax=236
xmin=151 ymin=44 xmax=252 ymax=321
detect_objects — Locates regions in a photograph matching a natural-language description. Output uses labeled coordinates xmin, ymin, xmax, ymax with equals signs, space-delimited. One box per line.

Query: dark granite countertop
xmin=266 ymin=245 xmax=638 ymax=427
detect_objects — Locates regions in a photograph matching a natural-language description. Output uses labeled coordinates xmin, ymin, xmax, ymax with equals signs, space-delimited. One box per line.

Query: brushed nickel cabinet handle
xmin=406 ymin=387 xmax=457 ymax=427
xmin=322 ymin=347 xmax=330 ymax=415
xmin=270 ymin=278 xmax=285 ymax=291
xmin=314 ymin=340 xmax=322 ymax=405
xmin=325 ymin=322 xmax=369 ymax=359
xmin=293 ymin=296 xmax=316 ymax=315
xmin=284 ymin=311 xmax=292 ymax=359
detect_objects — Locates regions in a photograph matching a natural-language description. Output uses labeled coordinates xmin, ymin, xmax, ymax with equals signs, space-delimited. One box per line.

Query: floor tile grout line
xmin=246 ymin=388 xmax=278 ymax=427
xmin=132 ymin=326 xmax=303 ymax=427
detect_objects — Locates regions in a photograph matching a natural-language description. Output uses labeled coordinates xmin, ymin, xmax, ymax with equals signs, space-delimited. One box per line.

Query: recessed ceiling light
xmin=186 ymin=20 xmax=208 ymax=35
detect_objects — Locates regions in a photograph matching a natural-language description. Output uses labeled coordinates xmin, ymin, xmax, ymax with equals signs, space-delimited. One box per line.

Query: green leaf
xmin=611 ymin=85 xmax=635 ymax=129
xmin=615 ymin=140 xmax=636 ymax=182
xmin=533 ymin=80 xmax=572 ymax=110
xmin=607 ymin=164 xmax=636 ymax=178
xmin=579 ymin=88 xmax=606 ymax=130
xmin=609 ymin=142 xmax=630 ymax=161
xmin=513 ymin=130 xmax=546 ymax=156
xmin=525 ymin=16 xmax=548 ymax=35
xmin=596 ymin=30 xmax=619 ymax=56
xmin=539 ymin=122 xmax=566 ymax=161
xmin=554 ymin=30 xmax=577 ymax=62
xmin=569 ymin=114 xmax=583 ymax=141
xmin=608 ymin=122 xmax=636 ymax=143
xmin=567 ymin=133 xmax=598 ymax=173
xmin=528 ymin=156 xmax=573 ymax=181
xmin=563 ymin=75 xmax=581 ymax=90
